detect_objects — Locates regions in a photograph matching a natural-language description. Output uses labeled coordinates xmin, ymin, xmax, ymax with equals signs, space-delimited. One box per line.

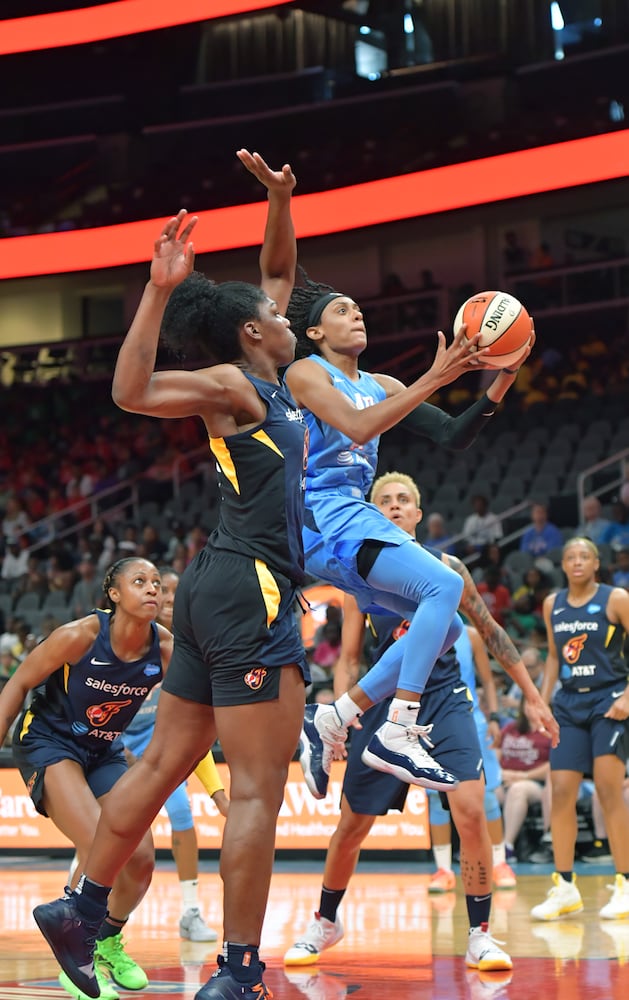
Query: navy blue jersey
xmin=366 ymin=546 xmax=461 ymax=693
xmin=24 ymin=609 xmax=163 ymax=752
xmin=551 ymin=584 xmax=627 ymax=690
xmin=208 ymin=373 xmax=307 ymax=585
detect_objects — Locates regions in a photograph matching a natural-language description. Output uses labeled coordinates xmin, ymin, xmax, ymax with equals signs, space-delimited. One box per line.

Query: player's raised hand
xmin=150 ymin=209 xmax=197 ymax=289
xmin=237 ymin=148 xmax=296 ymax=197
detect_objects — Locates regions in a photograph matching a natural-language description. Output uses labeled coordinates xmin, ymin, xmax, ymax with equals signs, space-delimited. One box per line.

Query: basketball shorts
xmin=162 ymin=547 xmax=309 ymax=707
xmin=12 ymin=710 xmax=127 ymax=817
xmin=343 ymin=681 xmax=484 ymax=815
xmin=550 ymin=683 xmax=629 ymax=773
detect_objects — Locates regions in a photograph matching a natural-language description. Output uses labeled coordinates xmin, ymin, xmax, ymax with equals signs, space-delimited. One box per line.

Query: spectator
xmin=477 ymin=565 xmax=512 ymax=628
xmin=70 ymin=555 xmax=102 ymax=618
xmin=577 ymin=495 xmax=611 ymax=545
xmin=496 ymin=701 xmax=552 ymax=862
xmin=10 ymin=554 xmax=49 ymax=608
xmin=462 ymin=494 xmax=503 ymax=554
xmin=519 ymin=502 xmax=563 ymax=557
xmin=2 ymin=497 xmax=31 ymax=542
xmin=611 ymin=546 xmax=629 ymax=591
xmin=601 ymin=501 xmax=629 ymax=551
xmin=511 ymin=566 xmax=553 ymax=616
xmin=424 ymin=511 xmax=457 ymax=554
xmin=1 ymin=537 xmax=30 ymax=590
xmin=472 ymin=542 xmax=514 ymax=589
xmin=501 ymin=647 xmax=546 ymax=718
xmin=502 ymin=230 xmax=528 ymax=274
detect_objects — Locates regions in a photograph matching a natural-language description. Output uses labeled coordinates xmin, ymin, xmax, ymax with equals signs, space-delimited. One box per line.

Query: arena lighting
xmin=0 ymin=130 xmax=627 ymax=280
xmin=0 ymin=0 xmax=293 ymax=55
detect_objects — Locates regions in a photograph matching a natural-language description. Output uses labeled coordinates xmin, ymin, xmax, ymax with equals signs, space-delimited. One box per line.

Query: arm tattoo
xmin=444 ymin=554 xmax=521 ymax=673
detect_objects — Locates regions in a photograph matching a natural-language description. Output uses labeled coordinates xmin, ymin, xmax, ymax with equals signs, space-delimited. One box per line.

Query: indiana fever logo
xmin=562 ymin=633 xmax=588 ymax=665
xmin=86 ymin=700 xmax=132 ymax=726
xmin=392 ymin=620 xmax=411 ymax=642
xmin=244 ymin=668 xmax=267 ymax=691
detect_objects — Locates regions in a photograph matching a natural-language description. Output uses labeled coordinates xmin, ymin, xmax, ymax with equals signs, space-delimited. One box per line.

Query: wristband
xmin=489 ymin=712 xmax=501 ymax=724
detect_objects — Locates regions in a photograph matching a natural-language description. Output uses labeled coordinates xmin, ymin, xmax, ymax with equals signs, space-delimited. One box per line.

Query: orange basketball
xmin=453 ymin=290 xmax=532 ymax=369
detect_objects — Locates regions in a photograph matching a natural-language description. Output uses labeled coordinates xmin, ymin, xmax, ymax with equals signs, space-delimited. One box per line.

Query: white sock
xmin=333 ymin=692 xmax=363 ymax=727
xmin=387 ymin=698 xmax=420 ymax=727
xmin=433 ymin=843 xmax=453 ymax=872
xmin=492 ymin=842 xmax=506 ymax=867
xmin=181 ymin=878 xmax=199 ymax=912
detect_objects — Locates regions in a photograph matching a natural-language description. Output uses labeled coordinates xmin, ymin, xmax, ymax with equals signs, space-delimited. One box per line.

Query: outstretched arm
xmin=237 ymin=149 xmax=296 ymax=315
xmin=399 ymin=326 xmax=536 ymax=448
xmin=443 ymin=551 xmax=559 ymax=746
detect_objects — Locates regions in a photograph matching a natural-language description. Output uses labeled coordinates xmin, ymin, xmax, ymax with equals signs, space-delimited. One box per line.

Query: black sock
xmin=558 ymin=871 xmax=573 ymax=884
xmin=466 ymin=893 xmax=491 ymax=929
xmin=225 ymin=943 xmax=261 ymax=984
xmin=319 ymin=886 xmax=345 ymax=923
xmin=96 ymin=915 xmax=127 ymax=942
xmin=74 ymin=875 xmax=111 ymax=923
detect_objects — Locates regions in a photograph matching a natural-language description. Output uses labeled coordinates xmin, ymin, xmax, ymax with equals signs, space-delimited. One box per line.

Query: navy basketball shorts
xmin=162 ymin=547 xmax=309 ymax=707
xmin=12 ymin=710 xmax=128 ymax=817
xmin=550 ymin=684 xmax=629 ymax=773
xmin=343 ymin=681 xmax=483 ymax=816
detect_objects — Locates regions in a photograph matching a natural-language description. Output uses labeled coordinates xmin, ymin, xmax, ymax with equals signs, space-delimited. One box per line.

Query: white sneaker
xmin=465 ymin=968 xmax=513 ymax=1000
xmin=530 ymin=872 xmax=583 ymax=921
xmin=299 ymin=705 xmax=348 ymax=800
xmin=284 ymin=913 xmax=344 ymax=966
xmin=465 ymin=926 xmax=513 ymax=971
xmin=361 ymin=721 xmax=458 ymax=791
xmin=179 ymin=907 xmax=218 ymax=942
xmin=600 ymin=874 xmax=629 ymax=919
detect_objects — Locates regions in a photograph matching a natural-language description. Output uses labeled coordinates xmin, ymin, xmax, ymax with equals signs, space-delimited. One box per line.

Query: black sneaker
xmin=33 ymin=889 xmax=101 ymax=999
xmin=195 ymin=956 xmax=272 ymax=999
xmin=582 ymin=839 xmax=613 ymax=864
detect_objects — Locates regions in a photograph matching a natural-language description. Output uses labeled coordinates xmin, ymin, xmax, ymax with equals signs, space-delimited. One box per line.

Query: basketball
xmin=453 ymin=290 xmax=532 ymax=369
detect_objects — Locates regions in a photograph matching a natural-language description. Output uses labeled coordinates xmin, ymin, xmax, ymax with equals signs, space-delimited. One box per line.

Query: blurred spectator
xmin=477 ymin=566 xmax=512 ymax=628
xmin=186 ymin=524 xmax=207 ymax=563
xmin=70 ymin=555 xmax=102 ymax=618
xmin=10 ymin=554 xmax=48 ymax=607
xmin=519 ymin=502 xmax=563 ymax=557
xmin=462 ymin=494 xmax=503 ymax=555
xmin=501 ymin=647 xmax=546 ymax=717
xmin=601 ymin=501 xmax=629 ymax=550
xmin=511 ymin=565 xmax=553 ymax=616
xmin=611 ymin=546 xmax=629 ymax=591
xmin=138 ymin=523 xmax=167 ymax=564
xmin=424 ymin=511 xmax=456 ymax=554
xmin=472 ymin=542 xmax=514 ymax=591
xmin=164 ymin=520 xmax=188 ymax=563
xmin=1 ymin=537 xmax=29 ymax=589
xmin=503 ymin=230 xmax=528 ymax=274
xmin=576 ymin=494 xmax=611 ymax=544
xmin=2 ymin=497 xmax=31 ymax=541
xmin=496 ymin=701 xmax=552 ymax=862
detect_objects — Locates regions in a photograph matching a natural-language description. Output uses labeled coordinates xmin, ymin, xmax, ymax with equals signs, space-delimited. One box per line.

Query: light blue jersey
xmin=454 ymin=627 xmax=501 ymax=791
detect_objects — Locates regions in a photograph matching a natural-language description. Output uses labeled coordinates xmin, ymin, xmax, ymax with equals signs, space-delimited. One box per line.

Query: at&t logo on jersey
xmin=244 ymin=667 xmax=267 ymax=690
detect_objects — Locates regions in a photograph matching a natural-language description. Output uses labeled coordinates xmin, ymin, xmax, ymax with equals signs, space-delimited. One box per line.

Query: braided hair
xmin=161 ymin=272 xmax=268 ymax=363
xmin=286 ymin=267 xmax=341 ymax=358
xmin=100 ymin=558 xmax=160 ymax=611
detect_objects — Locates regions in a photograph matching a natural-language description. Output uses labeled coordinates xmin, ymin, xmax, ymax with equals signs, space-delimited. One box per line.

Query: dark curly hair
xmin=161 ymin=272 xmax=268 ymax=363
xmin=285 ymin=267 xmax=340 ymax=358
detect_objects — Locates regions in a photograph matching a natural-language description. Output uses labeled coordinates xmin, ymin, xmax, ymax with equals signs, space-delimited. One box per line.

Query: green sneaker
xmin=94 ymin=933 xmax=148 ymax=990
xmin=59 ymin=967 xmax=119 ymax=1000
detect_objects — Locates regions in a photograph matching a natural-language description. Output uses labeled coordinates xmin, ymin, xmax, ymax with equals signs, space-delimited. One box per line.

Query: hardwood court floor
xmin=1 ymin=861 xmax=628 ymax=999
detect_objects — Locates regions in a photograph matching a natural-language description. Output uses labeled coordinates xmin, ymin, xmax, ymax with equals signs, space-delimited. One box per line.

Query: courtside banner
xmin=0 ymin=131 xmax=627 ymax=280
xmin=0 ymin=762 xmax=429 ymax=851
